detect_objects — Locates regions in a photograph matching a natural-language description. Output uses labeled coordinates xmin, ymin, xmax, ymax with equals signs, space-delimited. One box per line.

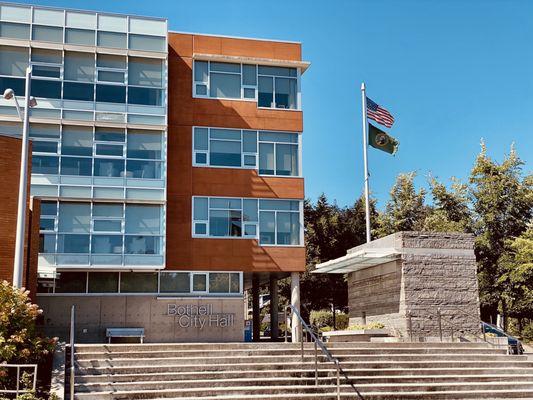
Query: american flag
xmin=366 ymin=97 xmax=394 ymax=128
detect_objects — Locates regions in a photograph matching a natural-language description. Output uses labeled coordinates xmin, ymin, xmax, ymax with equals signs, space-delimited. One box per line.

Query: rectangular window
xmin=63 ymin=82 xmax=94 ymax=101
xmin=32 ymin=25 xmax=62 ymax=42
xmin=64 ymin=51 xmax=95 ymax=82
xmin=61 ymin=126 xmax=92 ymax=156
xmin=0 ymin=22 xmax=30 ymax=40
xmin=55 ymin=272 xmax=87 ymax=293
xmin=160 ymin=272 xmax=190 ymax=293
xmin=88 ymin=272 xmax=118 ymax=293
xmin=0 ymin=46 xmax=28 ymax=77
xmin=120 ymin=272 xmax=158 ymax=293
xmin=31 ymin=79 xmax=61 ymax=99
xmin=32 ymin=155 xmax=58 ymax=174
xmin=65 ymin=28 xmax=95 ymax=46
xmin=193 ymin=127 xmax=299 ymax=176
xmin=128 ymin=57 xmax=163 ymax=87
xmin=97 ymin=31 xmax=127 ymax=48
xmin=193 ymin=60 xmax=299 ymax=109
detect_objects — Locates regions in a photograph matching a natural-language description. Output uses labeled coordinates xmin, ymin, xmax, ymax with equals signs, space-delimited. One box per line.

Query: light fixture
xmin=28 ymin=96 xmax=37 ymax=108
xmin=3 ymin=88 xmax=14 ymax=100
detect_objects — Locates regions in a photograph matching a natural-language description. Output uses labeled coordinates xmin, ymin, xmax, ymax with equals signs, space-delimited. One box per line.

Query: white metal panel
xmin=33 ymin=8 xmax=64 ymax=26
xmin=97 ymin=14 xmax=127 ymax=32
xmin=65 ymin=11 xmax=96 ymax=29
xmin=129 ymin=17 xmax=166 ymax=36
xmin=0 ymin=4 xmax=31 ymax=23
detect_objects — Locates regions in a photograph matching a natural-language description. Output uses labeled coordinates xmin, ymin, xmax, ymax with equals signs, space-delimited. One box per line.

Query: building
xmin=0 ymin=132 xmax=40 ymax=299
xmin=0 ymin=2 xmax=308 ymax=342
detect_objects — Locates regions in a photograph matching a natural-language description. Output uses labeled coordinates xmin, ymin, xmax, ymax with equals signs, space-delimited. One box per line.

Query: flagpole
xmin=361 ymin=83 xmax=371 ymax=243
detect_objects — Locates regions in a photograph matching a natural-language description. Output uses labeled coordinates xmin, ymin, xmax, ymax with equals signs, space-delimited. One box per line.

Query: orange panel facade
xmin=166 ymin=33 xmax=306 ymax=273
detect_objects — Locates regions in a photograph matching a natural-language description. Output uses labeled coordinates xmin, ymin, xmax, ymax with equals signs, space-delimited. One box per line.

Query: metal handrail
xmin=0 ymin=364 xmax=37 ymax=396
xmin=69 ymin=305 xmax=75 ymax=400
xmin=407 ymin=308 xmax=502 ymax=348
xmin=285 ymin=304 xmax=364 ymax=400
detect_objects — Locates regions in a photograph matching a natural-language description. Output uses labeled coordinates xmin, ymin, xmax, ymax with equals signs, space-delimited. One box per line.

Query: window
xmin=0 ymin=22 xmax=30 ymax=40
xmin=38 ymin=201 xmax=164 ymax=264
xmin=126 ymin=130 xmax=163 ymax=179
xmin=64 ymin=52 xmax=95 ymax=82
xmin=32 ymin=155 xmax=58 ymax=174
xmin=32 ymin=25 xmax=62 ymax=42
xmin=65 ymin=28 xmax=95 ymax=46
xmin=192 ymin=197 xmax=301 ymax=244
xmin=160 ymin=272 xmax=190 ymax=293
xmin=97 ymin=31 xmax=127 ymax=48
xmin=38 ymin=271 xmax=241 ymax=295
xmin=258 ymin=66 xmax=298 ymax=109
xmin=129 ymin=34 xmax=166 ymax=52
xmin=63 ymin=82 xmax=94 ymax=101
xmin=259 ymin=199 xmax=301 ymax=245
xmin=31 ymin=49 xmax=61 ymax=81
xmin=0 ymin=46 xmax=28 ymax=77
xmin=194 ymin=60 xmax=299 ymax=109
xmin=193 ymin=127 xmax=299 ymax=176
xmin=31 ymin=79 xmax=61 ymax=99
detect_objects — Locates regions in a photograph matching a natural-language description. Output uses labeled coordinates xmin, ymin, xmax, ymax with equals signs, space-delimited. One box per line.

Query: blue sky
xmin=19 ymin=0 xmax=533 ymax=208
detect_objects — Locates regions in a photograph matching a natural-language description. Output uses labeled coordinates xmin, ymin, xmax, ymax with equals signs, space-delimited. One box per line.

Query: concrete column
xmin=252 ymin=274 xmax=261 ymax=342
xmin=269 ymin=275 xmax=279 ymax=341
xmin=290 ymin=272 xmax=302 ymax=342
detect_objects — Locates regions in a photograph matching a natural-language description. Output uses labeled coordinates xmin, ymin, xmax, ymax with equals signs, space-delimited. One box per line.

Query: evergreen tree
xmin=378 ymin=172 xmax=429 ymax=236
xmin=423 ymin=177 xmax=473 ymax=232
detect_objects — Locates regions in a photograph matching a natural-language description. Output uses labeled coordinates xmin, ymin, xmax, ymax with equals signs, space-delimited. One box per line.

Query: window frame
xmin=192 ymin=60 xmax=300 ymax=110
xmin=192 ymin=126 xmax=302 ymax=177
xmin=192 ymin=196 xmax=303 ymax=247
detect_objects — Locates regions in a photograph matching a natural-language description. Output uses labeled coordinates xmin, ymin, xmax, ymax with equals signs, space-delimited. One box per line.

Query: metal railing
xmin=69 ymin=305 xmax=75 ymax=400
xmin=406 ymin=307 xmax=516 ymax=352
xmin=284 ymin=304 xmax=364 ymax=400
xmin=0 ymin=364 xmax=38 ymax=396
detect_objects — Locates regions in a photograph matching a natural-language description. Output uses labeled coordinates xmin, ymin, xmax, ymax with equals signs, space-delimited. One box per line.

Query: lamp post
xmin=3 ymin=66 xmax=37 ymax=288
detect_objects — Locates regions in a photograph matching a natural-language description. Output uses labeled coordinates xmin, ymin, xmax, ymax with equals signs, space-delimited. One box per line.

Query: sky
xmin=17 ymin=0 xmax=533 ymax=208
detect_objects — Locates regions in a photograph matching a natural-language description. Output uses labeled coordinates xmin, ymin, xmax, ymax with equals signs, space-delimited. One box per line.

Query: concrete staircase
xmin=69 ymin=341 xmax=533 ymax=399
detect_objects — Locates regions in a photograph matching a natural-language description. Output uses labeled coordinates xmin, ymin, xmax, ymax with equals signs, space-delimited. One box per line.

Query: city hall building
xmin=0 ymin=2 xmax=308 ymax=342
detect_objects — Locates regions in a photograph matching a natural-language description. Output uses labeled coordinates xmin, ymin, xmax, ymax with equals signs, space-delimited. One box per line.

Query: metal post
xmin=407 ymin=310 xmax=413 ymax=342
xmin=437 ymin=308 xmax=443 ymax=342
xmin=482 ymin=322 xmax=487 ymax=342
xmin=314 ymin=340 xmax=318 ymax=386
xmin=290 ymin=272 xmax=302 ymax=342
xmin=301 ymin=326 xmax=304 ymax=363
xmin=284 ymin=307 xmax=288 ymax=343
xmin=361 ymin=82 xmax=371 ymax=243
xmin=70 ymin=305 xmax=75 ymax=400
xmin=16 ymin=365 xmax=20 ymax=396
xmin=12 ymin=66 xmax=32 ymax=288
xmin=336 ymin=361 xmax=340 ymax=400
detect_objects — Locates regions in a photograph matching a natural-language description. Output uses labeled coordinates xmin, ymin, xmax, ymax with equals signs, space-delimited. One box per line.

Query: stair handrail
xmin=285 ymin=304 xmax=364 ymax=400
xmin=407 ymin=308 xmax=504 ymax=349
xmin=69 ymin=305 xmax=75 ymax=400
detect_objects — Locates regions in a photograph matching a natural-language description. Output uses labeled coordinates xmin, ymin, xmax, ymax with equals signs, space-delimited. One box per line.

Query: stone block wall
xmin=347 ymin=232 xmax=480 ymax=338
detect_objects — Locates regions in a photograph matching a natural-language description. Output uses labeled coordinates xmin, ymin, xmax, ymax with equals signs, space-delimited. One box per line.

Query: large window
xmin=193 ymin=197 xmax=302 ymax=246
xmin=38 ymin=201 xmax=164 ymax=264
xmin=194 ymin=60 xmax=299 ymax=110
xmin=193 ymin=127 xmax=300 ymax=176
xmin=30 ymin=124 xmax=164 ymax=180
xmin=37 ymin=271 xmax=242 ymax=295
xmin=0 ymin=45 xmax=165 ymax=107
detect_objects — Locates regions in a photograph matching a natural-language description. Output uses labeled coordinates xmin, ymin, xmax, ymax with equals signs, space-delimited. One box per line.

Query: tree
xmin=378 ymin=172 xmax=429 ymax=236
xmin=469 ymin=143 xmax=533 ymax=321
xmin=423 ymin=177 xmax=473 ymax=232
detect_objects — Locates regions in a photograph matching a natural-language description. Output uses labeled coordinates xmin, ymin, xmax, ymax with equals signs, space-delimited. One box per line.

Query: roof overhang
xmin=312 ymin=248 xmax=401 ymax=274
xmin=193 ymin=53 xmax=311 ymax=74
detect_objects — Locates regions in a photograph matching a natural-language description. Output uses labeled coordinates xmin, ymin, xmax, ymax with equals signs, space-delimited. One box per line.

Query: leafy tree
xmin=423 ymin=177 xmax=473 ymax=232
xmin=469 ymin=143 xmax=533 ymax=321
xmin=378 ymin=172 xmax=429 ymax=236
xmin=499 ymin=225 xmax=533 ymax=324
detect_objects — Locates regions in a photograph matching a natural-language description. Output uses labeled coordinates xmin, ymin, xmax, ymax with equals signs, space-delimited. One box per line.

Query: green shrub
xmin=521 ymin=323 xmax=533 ymax=343
xmin=309 ymin=310 xmax=348 ymax=330
xmin=346 ymin=322 xmax=385 ymax=331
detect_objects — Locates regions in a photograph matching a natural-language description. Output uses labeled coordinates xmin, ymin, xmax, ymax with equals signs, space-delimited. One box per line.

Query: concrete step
xmin=74 ymin=353 xmax=524 ymax=368
xmin=74 ymin=368 xmax=533 ymax=383
xmin=72 ymin=382 xmax=533 ymax=399
xmin=72 ymin=341 xmax=493 ymax=353
xmin=144 ymin=390 xmax=533 ymax=400
xmin=75 ymin=360 xmax=533 ymax=375
xmin=74 ymin=346 xmax=507 ymax=360
xmin=74 ymin=374 xmax=533 ymax=392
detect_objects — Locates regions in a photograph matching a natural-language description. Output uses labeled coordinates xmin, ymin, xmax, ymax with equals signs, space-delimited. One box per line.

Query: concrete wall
xmin=347 ymin=232 xmax=480 ymax=338
xmin=37 ymin=295 xmax=245 ymax=343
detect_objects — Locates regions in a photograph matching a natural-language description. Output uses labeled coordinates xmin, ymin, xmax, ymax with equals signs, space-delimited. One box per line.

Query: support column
xmin=290 ymin=272 xmax=302 ymax=342
xmin=252 ymin=274 xmax=260 ymax=342
xmin=269 ymin=275 xmax=279 ymax=341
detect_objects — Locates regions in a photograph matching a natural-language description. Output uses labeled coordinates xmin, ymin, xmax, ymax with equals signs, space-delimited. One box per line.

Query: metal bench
xmin=106 ymin=327 xmax=145 ymax=344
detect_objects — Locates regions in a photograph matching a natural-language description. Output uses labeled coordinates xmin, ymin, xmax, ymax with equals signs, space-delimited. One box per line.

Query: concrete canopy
xmin=313 ymin=248 xmax=400 ymax=274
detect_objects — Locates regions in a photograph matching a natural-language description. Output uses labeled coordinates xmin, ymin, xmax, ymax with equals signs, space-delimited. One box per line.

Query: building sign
xmin=167 ymin=304 xmax=235 ymax=328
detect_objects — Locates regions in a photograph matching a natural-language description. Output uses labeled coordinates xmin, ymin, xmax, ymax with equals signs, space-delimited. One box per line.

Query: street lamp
xmin=3 ymin=66 xmax=37 ymax=288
